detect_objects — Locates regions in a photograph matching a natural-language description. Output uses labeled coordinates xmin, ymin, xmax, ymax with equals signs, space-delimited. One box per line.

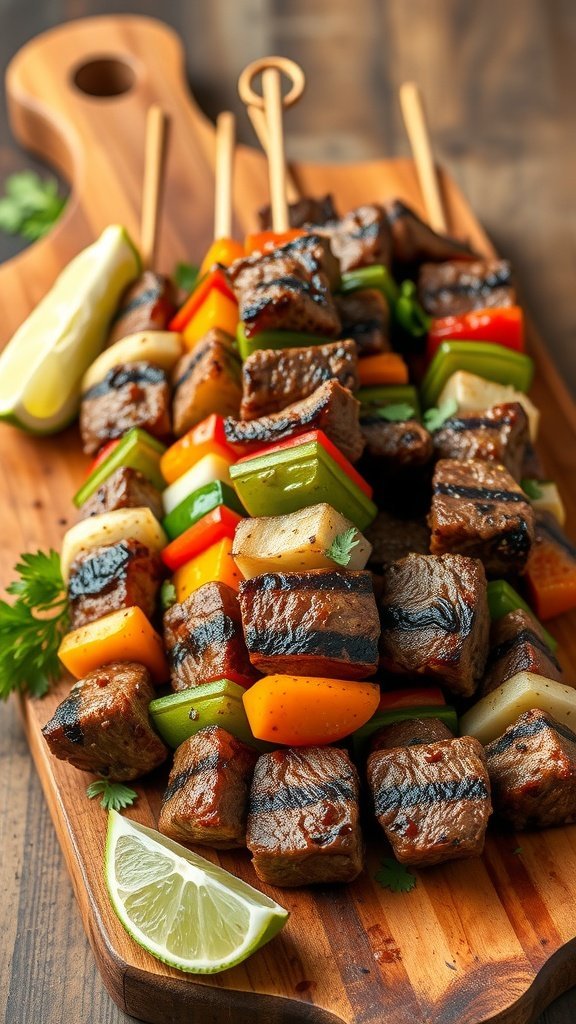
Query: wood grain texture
xmin=2 ymin=7 xmax=576 ymax=1024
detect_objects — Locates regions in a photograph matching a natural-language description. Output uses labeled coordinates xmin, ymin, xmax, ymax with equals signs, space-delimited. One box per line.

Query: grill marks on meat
xmin=158 ymin=726 xmax=258 ymax=848
xmin=314 ymin=204 xmax=392 ymax=273
xmin=418 ymin=259 xmax=515 ymax=318
xmin=239 ymin=569 xmax=380 ymax=679
xmin=247 ymin=746 xmax=363 ymax=885
xmin=68 ymin=539 xmax=163 ymax=629
xmin=482 ymin=609 xmax=562 ymax=695
xmin=172 ymin=328 xmax=242 ymax=437
xmin=360 ymin=418 xmax=433 ymax=469
xmin=107 ymin=271 xmax=176 ymax=346
xmin=429 ymin=459 xmax=535 ymax=575
xmin=370 ymin=717 xmax=453 ymax=754
xmin=78 ymin=466 xmax=163 ymax=521
xmin=228 ymin=235 xmax=341 ymax=338
xmin=486 ymin=710 xmax=576 ymax=829
xmin=365 ymin=511 xmax=430 ymax=569
xmin=432 ymin=403 xmax=529 ymax=481
xmin=335 ymin=289 xmax=390 ymax=355
xmin=384 ymin=200 xmax=477 ymax=266
xmin=80 ymin=361 xmax=171 ymax=456
xmin=258 ymin=193 xmax=339 ymax=230
xmin=163 ymin=582 xmax=258 ymax=691
xmin=240 ymin=340 xmax=359 ymax=421
xmin=378 ymin=553 xmax=489 ymax=697
xmin=367 ymin=735 xmax=491 ymax=866
xmin=225 ymin=379 xmax=365 ymax=464
xmin=42 ymin=662 xmax=167 ymax=781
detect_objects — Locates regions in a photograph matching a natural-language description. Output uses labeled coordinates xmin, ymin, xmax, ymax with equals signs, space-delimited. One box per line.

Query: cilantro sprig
xmin=160 ymin=579 xmax=177 ymax=611
xmin=374 ymin=857 xmax=417 ymax=893
xmin=0 ymin=171 xmax=66 ymax=241
xmin=423 ymin=397 xmax=458 ymax=432
xmin=86 ymin=780 xmax=138 ymax=812
xmin=0 ymin=550 xmax=69 ymax=700
xmin=377 ymin=403 xmax=416 ymax=423
xmin=173 ymin=261 xmax=199 ymax=293
xmin=325 ymin=527 xmax=359 ymax=568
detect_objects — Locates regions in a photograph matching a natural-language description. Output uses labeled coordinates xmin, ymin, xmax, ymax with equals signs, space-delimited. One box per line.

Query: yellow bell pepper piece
xmin=173 ymin=537 xmax=243 ymax=602
xmin=58 ymin=606 xmax=168 ymax=683
xmin=182 ymin=288 xmax=238 ymax=351
xmin=199 ymin=237 xmax=245 ymax=276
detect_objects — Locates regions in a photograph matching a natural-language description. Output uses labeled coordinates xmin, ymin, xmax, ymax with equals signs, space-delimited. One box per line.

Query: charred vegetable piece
xmin=78 ymin=467 xmax=164 ymax=522
xmin=80 ymin=361 xmax=172 ymax=456
xmin=173 ymin=537 xmax=243 ymax=603
xmin=487 ymin=579 xmax=557 ymax=653
xmin=437 ymin=371 xmax=540 ymax=441
xmin=525 ymin=512 xmax=576 ymax=620
xmin=482 ymin=609 xmax=562 ymax=696
xmin=418 ymin=259 xmax=515 ymax=318
xmin=73 ymin=428 xmax=166 ymax=508
xmin=158 ymin=726 xmax=258 ymax=848
xmin=160 ymin=414 xmax=236 ymax=485
xmin=149 ymin=678 xmax=259 ymax=750
xmin=42 ymin=662 xmax=167 ymax=781
xmin=421 ymin=342 xmax=534 ymax=410
xmin=459 ymin=671 xmax=576 ymax=745
xmin=432 ymin=402 xmax=530 ymax=481
xmin=314 ymin=204 xmax=392 ymax=273
xmin=58 ymin=606 xmax=168 ymax=683
xmin=247 ymin=746 xmax=364 ymax=885
xmin=427 ymin=306 xmax=525 ymax=362
xmin=163 ymin=480 xmax=245 ymax=541
xmin=108 ymin=272 xmax=177 ymax=345
xmin=384 ymin=199 xmax=476 ymax=265
xmin=60 ymin=506 xmax=166 ymax=582
xmin=334 ymin=288 xmax=390 ymax=355
xmin=68 ymin=539 xmax=163 ymax=629
xmin=172 ymin=328 xmax=242 ymax=437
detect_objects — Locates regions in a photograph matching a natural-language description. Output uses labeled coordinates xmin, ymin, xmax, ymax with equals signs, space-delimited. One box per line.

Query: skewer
xmin=214 ymin=111 xmax=236 ymax=240
xmin=399 ymin=81 xmax=448 ymax=235
xmin=246 ymin=104 xmax=301 ymax=205
xmin=140 ymin=104 xmax=169 ymax=270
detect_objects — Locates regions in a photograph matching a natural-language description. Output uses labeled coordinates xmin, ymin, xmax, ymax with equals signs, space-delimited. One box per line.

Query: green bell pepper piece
xmin=162 ymin=479 xmax=245 ymax=540
xmin=73 ymin=427 xmax=166 ymax=508
xmin=395 ymin=280 xmax=431 ymax=338
xmin=352 ymin=705 xmax=458 ymax=759
xmin=149 ymin=679 xmax=266 ymax=750
xmin=487 ymin=580 xmax=558 ymax=653
xmin=358 ymin=385 xmax=421 ymax=420
xmin=236 ymin=323 xmax=327 ymax=361
xmin=340 ymin=265 xmax=398 ymax=307
xmin=420 ymin=340 xmax=534 ymax=409
xmin=230 ymin=438 xmax=377 ymax=531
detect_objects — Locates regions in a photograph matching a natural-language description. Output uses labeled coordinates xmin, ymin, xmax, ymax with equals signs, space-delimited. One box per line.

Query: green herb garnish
xmin=174 ymin=262 xmax=200 ymax=293
xmin=394 ymin=280 xmax=431 ymax=338
xmin=521 ymin=479 xmax=544 ymax=501
xmin=0 ymin=171 xmax=66 ymax=241
xmin=423 ymin=397 xmax=459 ymax=432
xmin=86 ymin=780 xmax=138 ymax=812
xmin=376 ymin=403 xmax=416 ymax=423
xmin=375 ymin=857 xmax=416 ymax=893
xmin=325 ymin=527 xmax=359 ymax=567
xmin=0 ymin=550 xmax=68 ymax=700
xmin=160 ymin=580 xmax=177 ymax=611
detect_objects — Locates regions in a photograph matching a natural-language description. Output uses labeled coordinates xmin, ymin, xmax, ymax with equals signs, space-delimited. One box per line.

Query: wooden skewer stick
xmin=214 ymin=111 xmax=235 ymax=240
xmin=399 ymin=81 xmax=448 ymax=235
xmin=247 ymin=104 xmax=301 ymax=205
xmin=140 ymin=104 xmax=169 ymax=270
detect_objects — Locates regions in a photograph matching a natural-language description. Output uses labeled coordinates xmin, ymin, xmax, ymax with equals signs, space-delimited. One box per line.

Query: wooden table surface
xmin=1 ymin=2 xmax=576 ymax=1022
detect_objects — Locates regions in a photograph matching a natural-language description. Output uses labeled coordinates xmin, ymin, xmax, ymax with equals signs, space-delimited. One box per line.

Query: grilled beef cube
xmin=172 ymin=328 xmax=242 ymax=437
xmin=247 ymin=746 xmax=363 ymax=885
xmin=163 ymin=582 xmax=258 ymax=692
xmin=365 ymin=510 xmax=430 ymax=568
xmin=239 ymin=569 xmax=380 ymax=679
xmin=384 ymin=199 xmax=476 ymax=266
xmin=361 ymin=417 xmax=433 ymax=469
xmin=42 ymin=662 xmax=167 ymax=781
xmin=78 ymin=466 xmax=163 ymax=521
xmin=418 ymin=259 xmax=515 ymax=318
xmin=335 ymin=289 xmax=390 ymax=355
xmin=228 ymin=235 xmax=341 ymax=338
xmin=68 ymin=539 xmax=163 ymax=630
xmin=367 ymin=735 xmax=491 ymax=866
xmin=80 ymin=361 xmax=171 ymax=456
xmin=432 ymin=403 xmax=529 ymax=481
xmin=521 ymin=439 xmax=547 ymax=482
xmin=482 ymin=609 xmax=562 ymax=696
xmin=429 ymin=458 xmax=535 ymax=575
xmin=258 ymin=193 xmax=339 ymax=230
xmin=315 ymin=204 xmax=392 ymax=273
xmin=378 ymin=553 xmax=489 ymax=697
xmin=108 ymin=271 xmax=177 ymax=346
xmin=370 ymin=716 xmax=453 ymax=754
xmin=240 ymin=340 xmax=359 ymax=421
xmin=225 ymin=379 xmax=364 ymax=464
xmin=158 ymin=726 xmax=258 ymax=848
xmin=485 ymin=710 xmax=576 ymax=829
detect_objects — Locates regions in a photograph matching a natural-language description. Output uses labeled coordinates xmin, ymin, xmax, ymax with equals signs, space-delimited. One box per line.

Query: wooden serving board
xmin=3 ymin=15 xmax=576 ymax=1024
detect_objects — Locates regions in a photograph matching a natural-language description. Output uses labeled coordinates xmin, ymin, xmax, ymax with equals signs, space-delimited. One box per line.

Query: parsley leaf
xmin=0 ymin=171 xmax=66 ymax=241
xmin=423 ymin=397 xmax=459 ymax=432
xmin=0 ymin=550 xmax=68 ymax=701
xmin=174 ymin=262 xmax=199 ymax=293
xmin=521 ymin=479 xmax=544 ymax=501
xmin=325 ymin=527 xmax=359 ymax=567
xmin=375 ymin=857 xmax=417 ymax=893
xmin=160 ymin=580 xmax=177 ymax=611
xmin=86 ymin=780 xmax=138 ymax=812
xmin=377 ymin=403 xmax=416 ymax=422
xmin=394 ymin=280 xmax=431 ymax=338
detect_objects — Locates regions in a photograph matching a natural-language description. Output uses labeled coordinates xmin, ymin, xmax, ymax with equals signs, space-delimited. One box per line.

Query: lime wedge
xmin=105 ymin=810 xmax=288 ymax=974
xmin=0 ymin=225 xmax=140 ymax=434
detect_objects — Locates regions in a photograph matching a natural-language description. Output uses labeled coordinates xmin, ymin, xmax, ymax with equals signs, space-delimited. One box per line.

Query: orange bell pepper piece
xmin=245 ymin=228 xmax=306 ymax=256
xmin=162 ymin=506 xmax=243 ymax=572
xmin=525 ymin=525 xmax=576 ymax=620
xmin=58 ymin=607 xmax=168 ymax=683
xmin=173 ymin=536 xmax=243 ymax=602
xmin=200 ymin=237 xmax=245 ymax=276
xmin=182 ymin=288 xmax=238 ymax=351
xmin=169 ymin=267 xmax=234 ymax=333
xmin=358 ymin=352 xmax=409 ymax=388
xmin=161 ymin=414 xmax=236 ymax=484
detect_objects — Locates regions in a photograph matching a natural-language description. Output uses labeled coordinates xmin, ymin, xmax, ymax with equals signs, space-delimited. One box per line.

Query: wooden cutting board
xmin=3 ymin=15 xmax=576 ymax=1024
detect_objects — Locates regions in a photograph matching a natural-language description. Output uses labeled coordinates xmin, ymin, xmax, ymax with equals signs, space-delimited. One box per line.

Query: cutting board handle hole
xmin=72 ymin=57 xmax=135 ymax=98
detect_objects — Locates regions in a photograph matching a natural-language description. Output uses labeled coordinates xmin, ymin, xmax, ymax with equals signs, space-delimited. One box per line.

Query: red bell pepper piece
xmin=426 ymin=306 xmax=525 ymax=362
xmin=161 ymin=505 xmax=243 ymax=572
xmin=169 ymin=268 xmax=235 ymax=333
xmin=86 ymin=439 xmax=121 ymax=477
xmin=245 ymin=229 xmax=306 ymax=256
xmin=377 ymin=687 xmax=446 ymax=714
xmin=235 ymin=429 xmax=373 ymax=499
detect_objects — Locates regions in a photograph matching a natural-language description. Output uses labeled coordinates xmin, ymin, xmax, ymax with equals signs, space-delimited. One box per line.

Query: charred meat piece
xmin=521 ymin=439 xmax=547 ymax=482
xmin=225 ymin=379 xmax=364 ymax=464
xmin=158 ymin=726 xmax=258 ymax=848
xmin=258 ymin=193 xmax=339 ymax=230
xmin=80 ymin=361 xmax=171 ymax=456
xmin=239 ymin=569 xmax=380 ymax=679
xmin=42 ymin=662 xmax=167 ymax=781
xmin=485 ymin=709 xmax=576 ymax=829
xmin=163 ymin=582 xmax=258 ymax=692
xmin=482 ymin=609 xmax=562 ymax=695
xmin=228 ymin=235 xmax=341 ymax=338
xmin=247 ymin=746 xmax=363 ymax=886
xmin=432 ymin=403 xmax=529 ymax=481
xmin=172 ymin=328 xmax=242 ymax=437
xmin=365 ymin=510 xmax=430 ymax=569
xmin=240 ymin=340 xmax=359 ymax=421
xmin=68 ymin=539 xmax=163 ymax=630
xmin=108 ymin=271 xmax=177 ymax=346
xmin=370 ymin=716 xmax=453 ymax=754
xmin=78 ymin=466 xmax=163 ymax=521
xmin=335 ymin=289 xmax=390 ymax=355
xmin=378 ymin=553 xmax=489 ymax=698
xmin=361 ymin=417 xmax=433 ymax=469
xmin=367 ymin=735 xmax=491 ymax=866
xmin=315 ymin=204 xmax=392 ymax=273
xmin=418 ymin=259 xmax=515 ymax=318
xmin=384 ymin=199 xmax=476 ymax=266
xmin=429 ymin=458 xmax=535 ymax=575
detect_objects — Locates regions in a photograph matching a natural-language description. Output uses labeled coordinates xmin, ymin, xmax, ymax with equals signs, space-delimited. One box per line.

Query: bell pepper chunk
xmin=245 ymin=228 xmax=306 ymax=256
xmin=235 ymin=429 xmax=373 ymax=498
xmin=160 ymin=414 xmax=236 ymax=485
xmin=236 ymin=322 xmax=326 ymax=361
xmin=427 ymin=306 xmax=525 ymax=362
xmin=169 ymin=268 xmax=235 ymax=332
xmin=182 ymin=289 xmax=238 ymax=351
xmin=87 ymin=439 xmax=120 ymax=475
xmin=162 ymin=506 xmax=243 ymax=571
xmin=162 ymin=452 xmax=236 ymax=516
xmin=340 ymin=265 xmax=398 ymax=307
xmin=486 ymin=579 xmax=557 ymax=653
xmin=420 ymin=340 xmax=534 ymax=409
xmin=73 ymin=428 xmax=167 ymax=508
xmin=173 ymin=536 xmax=243 ymax=602
xmin=58 ymin=606 xmax=168 ymax=683
xmin=149 ymin=678 xmax=263 ymax=751
xmin=358 ymin=352 xmax=409 ymax=387
xmin=199 ymin=237 xmax=245 ymax=276
xmin=352 ymin=704 xmax=458 ymax=758
xmin=525 ymin=514 xmax=576 ymax=620
xmin=163 ymin=480 xmax=245 ymax=540
xmin=358 ymin=384 xmax=421 ymax=420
